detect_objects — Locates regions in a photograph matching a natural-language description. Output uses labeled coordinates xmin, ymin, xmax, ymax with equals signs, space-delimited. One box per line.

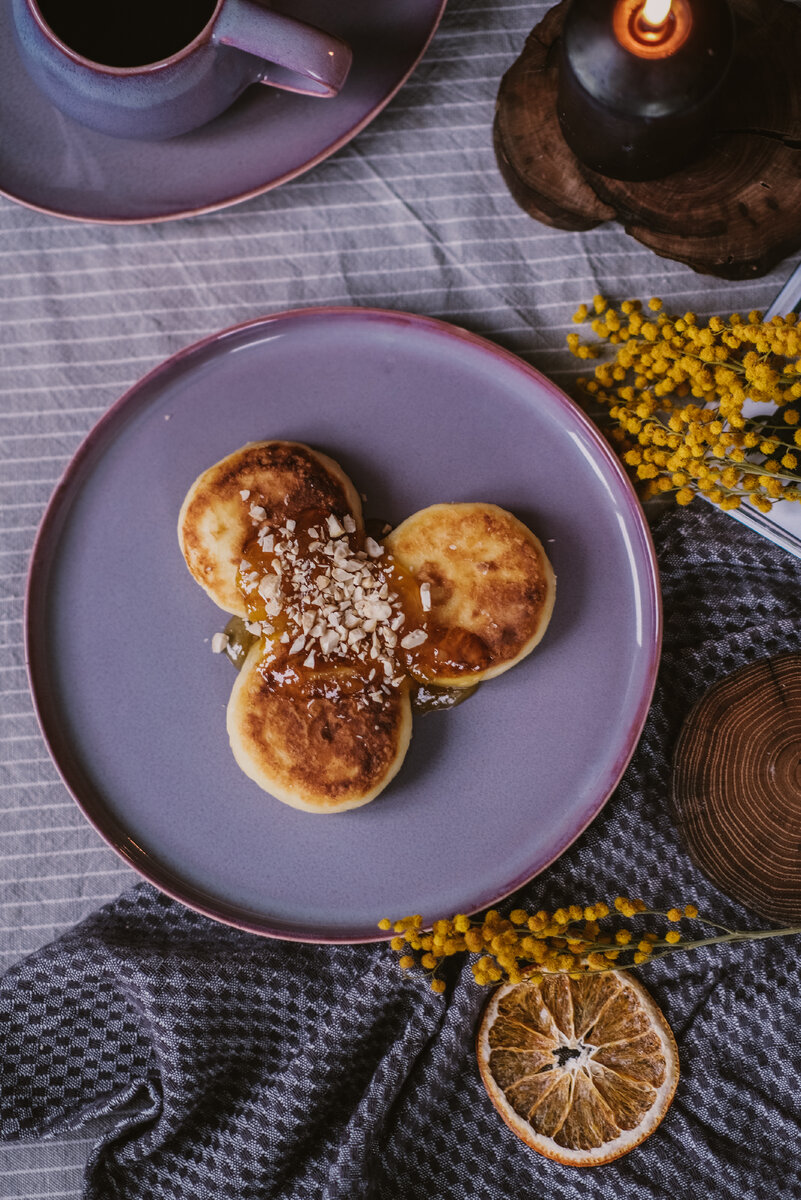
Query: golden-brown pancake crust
xmin=227 ymin=646 xmax=413 ymax=812
xmin=385 ymin=502 xmax=556 ymax=686
xmin=178 ymin=441 xmax=363 ymax=615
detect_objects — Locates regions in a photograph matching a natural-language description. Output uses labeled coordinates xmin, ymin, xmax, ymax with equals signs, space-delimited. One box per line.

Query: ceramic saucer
xmin=1 ymin=0 xmax=446 ymax=223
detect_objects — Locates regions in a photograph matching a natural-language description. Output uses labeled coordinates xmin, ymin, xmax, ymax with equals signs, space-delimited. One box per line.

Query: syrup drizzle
xmin=223 ymin=512 xmax=481 ymax=713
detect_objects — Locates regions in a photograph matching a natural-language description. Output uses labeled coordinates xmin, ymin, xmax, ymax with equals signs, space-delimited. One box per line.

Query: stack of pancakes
xmin=179 ymin=441 xmax=555 ymax=814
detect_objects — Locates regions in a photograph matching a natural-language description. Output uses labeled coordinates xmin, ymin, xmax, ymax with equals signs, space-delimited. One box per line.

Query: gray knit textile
xmin=1 ymin=501 xmax=799 ymax=1199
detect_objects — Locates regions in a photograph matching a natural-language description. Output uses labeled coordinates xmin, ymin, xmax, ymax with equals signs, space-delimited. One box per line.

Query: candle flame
xmin=614 ymin=0 xmax=689 ymax=57
xmin=641 ymin=0 xmax=672 ymax=27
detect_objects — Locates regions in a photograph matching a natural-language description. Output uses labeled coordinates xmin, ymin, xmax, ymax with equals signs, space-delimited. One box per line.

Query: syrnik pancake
xmin=227 ymin=645 xmax=412 ymax=813
xmin=180 ymin=448 xmax=555 ymax=814
xmin=178 ymin=440 xmax=363 ymax=615
xmin=386 ymin=502 xmax=556 ymax=687
xmin=180 ymin=442 xmax=410 ymax=812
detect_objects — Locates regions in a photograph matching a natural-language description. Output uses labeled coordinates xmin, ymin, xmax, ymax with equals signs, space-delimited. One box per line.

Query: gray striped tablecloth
xmin=1 ymin=1 xmax=800 ymax=1195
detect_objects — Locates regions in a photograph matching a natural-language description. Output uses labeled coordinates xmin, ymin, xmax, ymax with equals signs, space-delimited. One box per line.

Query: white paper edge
xmin=712 ymin=263 xmax=801 ymax=558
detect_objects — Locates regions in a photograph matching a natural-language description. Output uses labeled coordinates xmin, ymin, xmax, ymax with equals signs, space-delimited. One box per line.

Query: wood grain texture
xmin=494 ymin=0 xmax=801 ymax=279
xmin=672 ymin=654 xmax=801 ymax=922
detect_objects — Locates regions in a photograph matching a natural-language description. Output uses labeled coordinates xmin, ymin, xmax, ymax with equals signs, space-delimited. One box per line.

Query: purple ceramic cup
xmin=11 ymin=0 xmax=352 ymax=140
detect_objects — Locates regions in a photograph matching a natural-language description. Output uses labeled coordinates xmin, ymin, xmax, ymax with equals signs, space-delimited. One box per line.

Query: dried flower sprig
xmin=566 ymin=297 xmax=801 ymax=514
xmin=379 ymin=898 xmax=801 ymax=991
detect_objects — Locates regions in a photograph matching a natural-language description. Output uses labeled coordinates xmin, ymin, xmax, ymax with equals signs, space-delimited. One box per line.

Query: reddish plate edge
xmin=24 ymin=306 xmax=662 ymax=943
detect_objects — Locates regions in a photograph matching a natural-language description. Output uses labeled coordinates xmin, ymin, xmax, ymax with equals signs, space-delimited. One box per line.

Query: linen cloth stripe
xmin=1 ymin=0 xmax=800 ymax=1195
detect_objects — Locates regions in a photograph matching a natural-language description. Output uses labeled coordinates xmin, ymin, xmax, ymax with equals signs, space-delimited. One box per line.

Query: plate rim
xmin=24 ymin=305 xmax=662 ymax=943
xmin=0 ymin=0 xmax=447 ymax=225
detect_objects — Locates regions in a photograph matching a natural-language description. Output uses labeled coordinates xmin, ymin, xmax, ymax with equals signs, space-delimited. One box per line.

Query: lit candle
xmin=557 ymin=0 xmax=735 ymax=181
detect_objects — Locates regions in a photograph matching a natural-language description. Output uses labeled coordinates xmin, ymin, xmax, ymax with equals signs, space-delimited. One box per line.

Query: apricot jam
xmin=225 ymin=506 xmax=481 ymax=712
xmin=223 ymin=614 xmax=480 ymax=715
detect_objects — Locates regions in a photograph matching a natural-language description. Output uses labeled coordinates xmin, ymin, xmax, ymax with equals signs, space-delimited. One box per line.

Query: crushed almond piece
xmin=401 ymin=629 xmax=427 ymax=650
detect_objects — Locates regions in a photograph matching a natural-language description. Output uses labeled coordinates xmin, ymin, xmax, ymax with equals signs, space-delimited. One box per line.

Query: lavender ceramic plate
xmin=1 ymin=0 xmax=445 ymax=223
xmin=26 ymin=308 xmax=661 ymax=942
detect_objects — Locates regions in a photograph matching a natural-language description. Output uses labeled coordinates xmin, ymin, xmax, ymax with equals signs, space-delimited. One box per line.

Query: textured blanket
xmin=2 ymin=503 xmax=800 ymax=1198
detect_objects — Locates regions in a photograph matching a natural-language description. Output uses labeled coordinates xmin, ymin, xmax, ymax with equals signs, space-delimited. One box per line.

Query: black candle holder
xmin=558 ymin=0 xmax=735 ymax=181
xmin=493 ymin=0 xmax=801 ymax=279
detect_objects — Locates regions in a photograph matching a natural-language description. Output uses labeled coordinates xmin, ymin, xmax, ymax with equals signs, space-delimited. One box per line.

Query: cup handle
xmin=214 ymin=0 xmax=352 ymax=98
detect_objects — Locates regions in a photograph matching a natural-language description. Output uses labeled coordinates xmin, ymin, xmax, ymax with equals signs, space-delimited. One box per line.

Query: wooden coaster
xmin=494 ymin=0 xmax=801 ymax=279
xmin=672 ymin=654 xmax=801 ymax=922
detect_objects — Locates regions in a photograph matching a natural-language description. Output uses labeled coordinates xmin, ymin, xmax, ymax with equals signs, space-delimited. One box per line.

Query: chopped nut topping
xmin=239 ymin=495 xmax=428 ymax=704
xmin=211 ymin=632 xmax=229 ymax=654
xmin=319 ymin=629 xmax=340 ymax=655
xmin=258 ymin=574 xmax=280 ymax=600
xmin=401 ymin=629 xmax=427 ymax=650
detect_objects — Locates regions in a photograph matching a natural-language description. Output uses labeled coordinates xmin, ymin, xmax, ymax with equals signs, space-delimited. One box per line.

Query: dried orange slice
xmin=476 ymin=972 xmax=678 ymax=1166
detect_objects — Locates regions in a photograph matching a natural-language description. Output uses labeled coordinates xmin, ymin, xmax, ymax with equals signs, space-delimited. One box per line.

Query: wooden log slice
xmin=493 ymin=1 xmax=614 ymax=231
xmin=494 ymin=0 xmax=801 ymax=279
xmin=591 ymin=133 xmax=801 ymax=280
xmin=585 ymin=0 xmax=801 ymax=278
xmin=672 ymin=654 xmax=801 ymax=923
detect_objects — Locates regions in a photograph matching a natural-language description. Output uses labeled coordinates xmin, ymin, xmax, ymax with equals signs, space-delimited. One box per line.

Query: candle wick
xmin=613 ymin=0 xmax=692 ymax=60
xmin=633 ymin=6 xmax=673 ymax=43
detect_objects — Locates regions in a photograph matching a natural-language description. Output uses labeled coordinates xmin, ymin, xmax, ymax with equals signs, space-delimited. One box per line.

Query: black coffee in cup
xmin=37 ymin=0 xmax=218 ymax=68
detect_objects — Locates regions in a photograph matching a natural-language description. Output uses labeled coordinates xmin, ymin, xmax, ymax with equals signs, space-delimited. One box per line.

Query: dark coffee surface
xmin=38 ymin=0 xmax=217 ymax=67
